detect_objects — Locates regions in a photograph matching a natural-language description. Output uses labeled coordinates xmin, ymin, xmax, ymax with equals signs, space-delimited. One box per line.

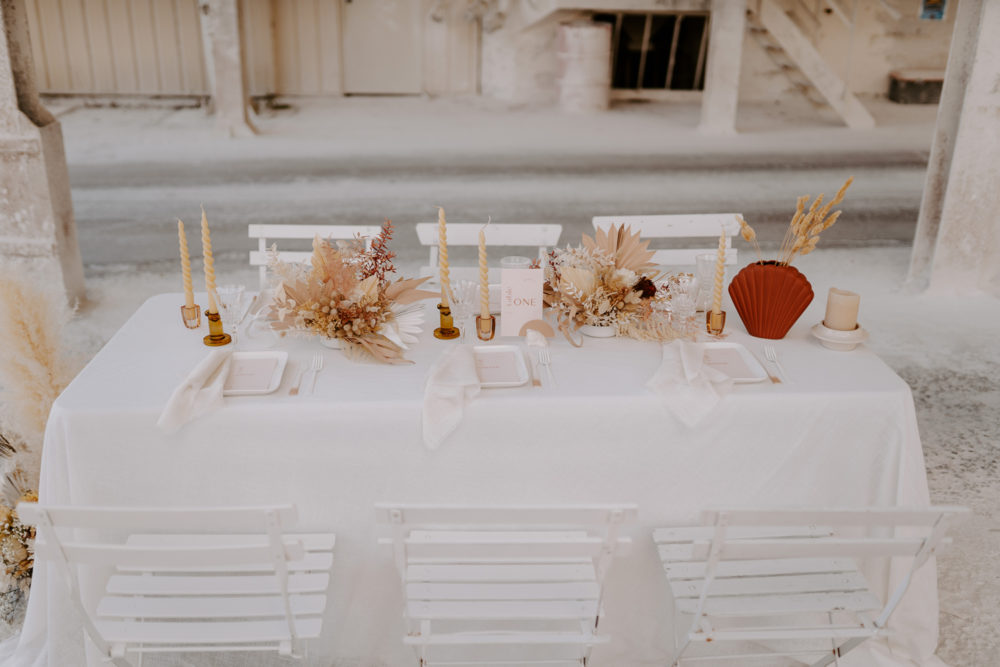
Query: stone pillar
xmin=202 ymin=0 xmax=257 ymax=137
xmin=698 ymin=0 xmax=746 ymax=135
xmin=0 ymin=0 xmax=84 ymax=302
xmin=924 ymin=1 xmax=1000 ymax=295
xmin=906 ymin=0 xmax=981 ymax=290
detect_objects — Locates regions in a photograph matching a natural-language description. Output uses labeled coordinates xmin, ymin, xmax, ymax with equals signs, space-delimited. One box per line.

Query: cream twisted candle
xmin=177 ymin=220 xmax=195 ymax=308
xmin=201 ymin=208 xmax=218 ymax=313
xmin=479 ymin=225 xmax=489 ymax=319
xmin=438 ymin=207 xmax=451 ymax=307
xmin=712 ymin=229 xmax=726 ymax=315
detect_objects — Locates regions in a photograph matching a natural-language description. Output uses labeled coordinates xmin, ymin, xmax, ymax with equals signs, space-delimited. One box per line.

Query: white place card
xmin=500 ymin=268 xmax=544 ymax=337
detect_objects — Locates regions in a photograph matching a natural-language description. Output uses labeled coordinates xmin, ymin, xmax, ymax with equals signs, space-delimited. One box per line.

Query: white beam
xmin=202 ymin=0 xmax=257 ymax=137
xmin=927 ymin=0 xmax=1000 ymax=295
xmin=698 ymin=0 xmax=746 ymax=135
xmin=0 ymin=0 xmax=85 ymax=302
xmin=907 ymin=0 xmax=981 ymax=289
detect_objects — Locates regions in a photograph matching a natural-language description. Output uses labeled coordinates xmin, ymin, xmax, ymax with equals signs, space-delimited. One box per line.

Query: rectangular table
xmin=13 ymin=293 xmax=939 ymax=666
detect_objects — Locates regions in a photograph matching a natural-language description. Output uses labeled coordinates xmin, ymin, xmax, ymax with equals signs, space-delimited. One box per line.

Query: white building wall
xmin=739 ymin=0 xmax=956 ymax=103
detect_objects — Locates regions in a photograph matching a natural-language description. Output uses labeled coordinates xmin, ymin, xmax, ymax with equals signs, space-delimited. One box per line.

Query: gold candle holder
xmin=203 ymin=310 xmax=232 ymax=346
xmin=181 ymin=304 xmax=201 ymax=329
xmin=434 ymin=303 xmax=460 ymax=340
xmin=476 ymin=314 xmax=496 ymax=341
xmin=706 ymin=310 xmax=726 ymax=336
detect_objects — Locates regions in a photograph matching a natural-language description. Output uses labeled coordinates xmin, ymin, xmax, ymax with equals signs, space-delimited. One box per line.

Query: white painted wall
xmin=739 ymin=0 xmax=956 ymax=103
xmin=25 ymin=0 xmax=479 ymax=97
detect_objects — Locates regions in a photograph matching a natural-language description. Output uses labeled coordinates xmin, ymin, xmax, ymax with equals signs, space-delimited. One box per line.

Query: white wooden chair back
xmin=415 ymin=223 xmax=562 ymax=284
xmin=248 ymin=223 xmax=382 ymax=289
xmin=18 ymin=503 xmax=335 ymax=666
xmin=591 ymin=214 xmax=740 ymax=268
xmin=376 ymin=503 xmax=636 ymax=666
xmin=654 ymin=506 xmax=968 ymax=666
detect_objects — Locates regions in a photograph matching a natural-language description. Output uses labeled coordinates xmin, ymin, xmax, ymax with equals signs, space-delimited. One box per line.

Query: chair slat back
xmin=376 ymin=503 xmax=636 ymax=528
xmin=18 ymin=502 xmax=321 ymax=664
xmin=655 ymin=504 xmax=969 ymax=664
xmin=248 ymin=224 xmax=382 ymax=289
xmin=415 ymin=223 xmax=562 ymax=281
xmin=16 ymin=504 xmax=298 ymax=533
xmin=377 ymin=504 xmax=636 ymax=581
xmin=55 ymin=540 xmax=305 ymax=569
xmin=592 ymin=214 xmax=740 ymax=267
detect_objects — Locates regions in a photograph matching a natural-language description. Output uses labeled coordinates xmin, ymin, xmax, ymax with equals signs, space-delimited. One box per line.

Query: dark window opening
xmin=593 ymin=12 xmax=710 ymax=91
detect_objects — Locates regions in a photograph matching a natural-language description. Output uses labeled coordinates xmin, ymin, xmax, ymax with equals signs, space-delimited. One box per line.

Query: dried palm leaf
xmin=582 ymin=224 xmax=656 ymax=273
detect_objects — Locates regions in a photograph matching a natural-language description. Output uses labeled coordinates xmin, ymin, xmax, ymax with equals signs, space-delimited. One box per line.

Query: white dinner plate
xmin=473 ymin=345 xmax=530 ymax=388
xmin=223 ymin=351 xmax=288 ymax=396
xmin=701 ymin=342 xmax=768 ymax=383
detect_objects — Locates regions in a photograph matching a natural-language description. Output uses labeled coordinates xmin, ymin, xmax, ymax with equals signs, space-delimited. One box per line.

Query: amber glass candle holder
xmin=203 ymin=310 xmax=232 ymax=346
xmin=476 ymin=314 xmax=496 ymax=341
xmin=706 ymin=310 xmax=726 ymax=336
xmin=181 ymin=304 xmax=201 ymax=329
xmin=434 ymin=303 xmax=460 ymax=340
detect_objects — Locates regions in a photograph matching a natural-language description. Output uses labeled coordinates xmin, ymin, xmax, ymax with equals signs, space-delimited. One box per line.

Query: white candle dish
xmin=811 ymin=322 xmax=869 ymax=351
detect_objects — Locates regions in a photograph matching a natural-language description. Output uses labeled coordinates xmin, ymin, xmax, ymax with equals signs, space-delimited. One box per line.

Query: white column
xmin=0 ymin=0 xmax=85 ymax=302
xmin=926 ymin=1 xmax=1000 ymax=295
xmin=202 ymin=0 xmax=257 ymax=137
xmin=906 ymin=0 xmax=981 ymax=289
xmin=698 ymin=0 xmax=746 ymax=135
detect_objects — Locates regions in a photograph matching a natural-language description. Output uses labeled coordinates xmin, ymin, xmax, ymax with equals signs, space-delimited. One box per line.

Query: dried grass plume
xmin=0 ymin=272 xmax=79 ymax=486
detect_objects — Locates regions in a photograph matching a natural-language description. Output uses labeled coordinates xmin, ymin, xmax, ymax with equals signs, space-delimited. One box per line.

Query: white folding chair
xmin=591 ymin=214 xmax=740 ymax=268
xmin=248 ymin=223 xmax=382 ymax=289
xmin=376 ymin=503 xmax=637 ymax=666
xmin=653 ymin=506 xmax=969 ymax=666
xmin=18 ymin=503 xmax=336 ymax=666
xmin=415 ymin=223 xmax=562 ymax=285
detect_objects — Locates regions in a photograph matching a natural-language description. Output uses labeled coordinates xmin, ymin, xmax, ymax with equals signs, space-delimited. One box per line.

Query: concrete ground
xmin=26 ymin=96 xmax=1000 ymax=664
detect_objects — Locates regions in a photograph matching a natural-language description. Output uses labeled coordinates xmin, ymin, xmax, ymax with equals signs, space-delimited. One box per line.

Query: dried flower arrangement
xmin=544 ymin=224 xmax=674 ymax=343
xmin=265 ymin=220 xmax=437 ymax=364
xmin=0 ymin=434 xmax=35 ymax=629
xmin=737 ymin=176 xmax=853 ymax=265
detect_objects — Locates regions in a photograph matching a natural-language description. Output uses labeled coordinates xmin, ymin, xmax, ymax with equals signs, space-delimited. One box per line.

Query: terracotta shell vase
xmin=728 ymin=261 xmax=814 ymax=339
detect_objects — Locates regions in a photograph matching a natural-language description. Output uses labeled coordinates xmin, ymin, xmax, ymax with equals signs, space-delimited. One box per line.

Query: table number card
xmin=500 ymin=268 xmax=544 ymax=337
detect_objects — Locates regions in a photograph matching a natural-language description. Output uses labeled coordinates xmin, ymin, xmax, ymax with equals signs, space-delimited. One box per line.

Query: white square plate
xmin=473 ymin=345 xmax=530 ymax=388
xmin=223 ymin=351 xmax=288 ymax=396
xmin=702 ymin=342 xmax=768 ymax=383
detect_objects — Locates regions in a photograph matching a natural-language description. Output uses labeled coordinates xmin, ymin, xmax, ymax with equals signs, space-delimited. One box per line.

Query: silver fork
xmin=307 ymin=353 xmax=324 ymax=395
xmin=538 ymin=347 xmax=556 ymax=387
xmin=763 ymin=344 xmax=788 ymax=383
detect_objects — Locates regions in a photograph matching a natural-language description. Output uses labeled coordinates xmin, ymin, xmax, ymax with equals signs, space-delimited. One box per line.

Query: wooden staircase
xmin=747 ymin=0 xmax=876 ymax=129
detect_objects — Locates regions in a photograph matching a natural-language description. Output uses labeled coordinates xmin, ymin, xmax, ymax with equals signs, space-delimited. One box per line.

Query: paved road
xmin=69 ymin=153 xmax=928 ymax=274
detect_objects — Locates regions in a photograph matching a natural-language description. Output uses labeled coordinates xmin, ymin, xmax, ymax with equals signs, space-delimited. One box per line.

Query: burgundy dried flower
xmin=633 ymin=277 xmax=657 ymax=298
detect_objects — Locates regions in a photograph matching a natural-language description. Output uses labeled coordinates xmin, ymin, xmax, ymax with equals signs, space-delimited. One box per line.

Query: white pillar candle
xmin=824 ymin=288 xmax=860 ymax=331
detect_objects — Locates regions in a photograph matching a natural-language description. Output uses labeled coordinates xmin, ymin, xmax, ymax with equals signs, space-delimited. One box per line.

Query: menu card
xmin=703 ymin=347 xmax=753 ymax=379
xmin=500 ymin=268 xmax=544 ymax=337
xmin=224 ymin=357 xmax=278 ymax=392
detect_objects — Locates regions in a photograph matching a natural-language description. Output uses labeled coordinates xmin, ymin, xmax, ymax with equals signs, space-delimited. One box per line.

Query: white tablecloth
xmin=7 ymin=293 xmax=939 ymax=666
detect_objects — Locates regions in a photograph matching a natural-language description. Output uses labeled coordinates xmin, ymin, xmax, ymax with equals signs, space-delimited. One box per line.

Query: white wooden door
xmin=341 ymin=0 xmax=422 ymax=94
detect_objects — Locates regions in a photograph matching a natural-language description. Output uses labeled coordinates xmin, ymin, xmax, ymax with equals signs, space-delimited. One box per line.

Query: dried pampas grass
xmin=0 ymin=272 xmax=79 ymax=486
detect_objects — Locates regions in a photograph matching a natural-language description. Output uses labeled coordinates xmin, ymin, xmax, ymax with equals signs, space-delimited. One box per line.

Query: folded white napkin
xmin=646 ymin=340 xmax=734 ymax=428
xmin=156 ymin=348 xmax=234 ymax=432
xmin=422 ymin=346 xmax=481 ymax=450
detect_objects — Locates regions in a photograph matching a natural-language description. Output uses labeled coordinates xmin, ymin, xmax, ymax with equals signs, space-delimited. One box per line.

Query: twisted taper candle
xmin=479 ymin=227 xmax=489 ymax=319
xmin=712 ymin=230 xmax=725 ymax=315
xmin=201 ymin=207 xmax=218 ymax=313
xmin=178 ymin=220 xmax=195 ymax=308
xmin=438 ymin=207 xmax=450 ymax=307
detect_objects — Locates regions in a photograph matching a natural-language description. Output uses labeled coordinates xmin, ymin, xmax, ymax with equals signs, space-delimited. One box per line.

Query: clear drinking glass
xmin=695 ymin=253 xmax=719 ymax=312
xmin=449 ymin=280 xmax=479 ymax=343
xmin=215 ymin=284 xmax=246 ymax=342
xmin=671 ymin=274 xmax=699 ymax=335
